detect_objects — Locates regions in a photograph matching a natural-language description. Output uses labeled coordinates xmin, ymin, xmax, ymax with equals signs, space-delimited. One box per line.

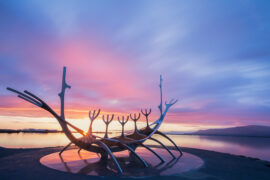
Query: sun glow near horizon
xmin=1 ymin=0 xmax=270 ymax=130
xmin=0 ymin=114 xmax=231 ymax=133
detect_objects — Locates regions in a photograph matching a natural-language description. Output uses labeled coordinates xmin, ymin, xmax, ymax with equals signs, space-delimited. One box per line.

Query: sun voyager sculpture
xmin=7 ymin=67 xmax=182 ymax=174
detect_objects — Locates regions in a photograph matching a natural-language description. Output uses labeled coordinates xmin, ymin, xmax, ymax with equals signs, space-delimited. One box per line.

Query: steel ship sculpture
xmin=7 ymin=67 xmax=182 ymax=174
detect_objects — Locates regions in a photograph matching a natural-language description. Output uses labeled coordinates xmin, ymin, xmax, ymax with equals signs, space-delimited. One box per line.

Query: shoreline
xmin=2 ymin=131 xmax=270 ymax=139
xmin=0 ymin=146 xmax=269 ymax=179
xmin=166 ymin=133 xmax=270 ymax=138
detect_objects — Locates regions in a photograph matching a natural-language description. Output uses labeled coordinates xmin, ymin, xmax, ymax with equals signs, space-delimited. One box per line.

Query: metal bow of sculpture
xmin=6 ymin=67 xmax=182 ymax=174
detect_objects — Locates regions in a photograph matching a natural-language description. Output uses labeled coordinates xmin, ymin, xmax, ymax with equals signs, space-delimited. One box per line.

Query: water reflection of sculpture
xmin=7 ymin=67 xmax=182 ymax=174
xmin=59 ymin=148 xmax=181 ymax=176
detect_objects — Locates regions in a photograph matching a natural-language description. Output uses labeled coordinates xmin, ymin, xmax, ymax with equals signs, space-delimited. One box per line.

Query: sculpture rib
xmin=59 ymin=142 xmax=73 ymax=155
xmin=156 ymin=131 xmax=183 ymax=156
xmin=149 ymin=137 xmax=176 ymax=159
xmin=94 ymin=141 xmax=122 ymax=173
xmin=118 ymin=143 xmax=148 ymax=168
xmin=140 ymin=143 xmax=165 ymax=163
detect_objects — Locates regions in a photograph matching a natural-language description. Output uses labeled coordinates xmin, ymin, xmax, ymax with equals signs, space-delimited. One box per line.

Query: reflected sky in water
xmin=0 ymin=133 xmax=269 ymax=161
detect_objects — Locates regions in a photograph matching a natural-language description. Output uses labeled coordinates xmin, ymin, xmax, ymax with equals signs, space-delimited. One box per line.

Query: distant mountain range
xmin=0 ymin=129 xmax=113 ymax=134
xmin=1 ymin=125 xmax=270 ymax=137
xmin=189 ymin=125 xmax=270 ymax=137
xmin=0 ymin=129 xmax=62 ymax=133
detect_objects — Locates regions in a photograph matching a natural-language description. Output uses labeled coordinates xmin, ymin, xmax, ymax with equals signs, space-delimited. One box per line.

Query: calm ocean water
xmin=0 ymin=133 xmax=269 ymax=162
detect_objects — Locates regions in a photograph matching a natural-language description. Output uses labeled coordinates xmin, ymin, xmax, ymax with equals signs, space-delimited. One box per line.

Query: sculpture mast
xmin=58 ymin=67 xmax=71 ymax=119
xmin=158 ymin=75 xmax=163 ymax=117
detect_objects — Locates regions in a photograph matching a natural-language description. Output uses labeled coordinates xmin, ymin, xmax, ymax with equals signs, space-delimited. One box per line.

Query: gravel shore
xmin=0 ymin=146 xmax=269 ymax=180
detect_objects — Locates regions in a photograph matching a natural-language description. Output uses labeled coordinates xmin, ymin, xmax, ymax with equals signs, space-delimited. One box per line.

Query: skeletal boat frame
xmin=7 ymin=67 xmax=182 ymax=174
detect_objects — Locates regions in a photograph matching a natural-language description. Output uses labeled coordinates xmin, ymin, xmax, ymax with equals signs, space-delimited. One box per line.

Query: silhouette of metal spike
xmin=129 ymin=113 xmax=140 ymax=133
xmin=141 ymin=108 xmax=151 ymax=127
xmin=117 ymin=116 xmax=129 ymax=137
xmin=18 ymin=95 xmax=41 ymax=107
xmin=117 ymin=116 xmax=129 ymax=124
xmin=165 ymin=98 xmax=178 ymax=107
xmin=88 ymin=109 xmax=101 ymax=134
xmin=102 ymin=115 xmax=105 ymax=123
xmin=102 ymin=114 xmax=114 ymax=138
xmin=124 ymin=116 xmax=129 ymax=123
xmin=89 ymin=109 xmax=100 ymax=120
xmin=141 ymin=108 xmax=151 ymax=116
xmin=117 ymin=117 xmax=122 ymax=124
xmin=130 ymin=113 xmax=140 ymax=121
xmin=24 ymin=90 xmax=44 ymax=104
xmin=94 ymin=109 xmax=100 ymax=118
xmin=7 ymin=88 xmax=42 ymax=107
xmin=158 ymin=75 xmax=163 ymax=116
xmin=110 ymin=115 xmax=114 ymax=122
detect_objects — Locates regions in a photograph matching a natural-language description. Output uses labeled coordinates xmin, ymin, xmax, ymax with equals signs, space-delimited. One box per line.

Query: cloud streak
xmin=0 ymin=0 xmax=270 ymax=130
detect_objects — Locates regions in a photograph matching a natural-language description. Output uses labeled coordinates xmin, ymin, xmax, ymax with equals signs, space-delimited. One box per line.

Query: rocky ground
xmin=0 ymin=146 xmax=269 ymax=180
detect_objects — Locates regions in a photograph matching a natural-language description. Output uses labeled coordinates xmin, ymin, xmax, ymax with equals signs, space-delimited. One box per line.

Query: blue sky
xmin=0 ymin=0 xmax=270 ymax=131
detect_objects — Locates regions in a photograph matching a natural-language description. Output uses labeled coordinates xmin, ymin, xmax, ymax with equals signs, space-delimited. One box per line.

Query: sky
xmin=0 ymin=0 xmax=270 ymax=132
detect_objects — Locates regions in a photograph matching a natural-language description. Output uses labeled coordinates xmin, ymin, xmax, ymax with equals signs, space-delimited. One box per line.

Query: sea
xmin=0 ymin=133 xmax=269 ymax=162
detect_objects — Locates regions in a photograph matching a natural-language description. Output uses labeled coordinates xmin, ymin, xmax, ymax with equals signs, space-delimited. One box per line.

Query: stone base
xmin=40 ymin=147 xmax=203 ymax=177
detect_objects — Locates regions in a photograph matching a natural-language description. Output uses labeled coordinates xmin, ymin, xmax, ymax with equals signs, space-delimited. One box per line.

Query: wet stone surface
xmin=40 ymin=147 xmax=204 ymax=177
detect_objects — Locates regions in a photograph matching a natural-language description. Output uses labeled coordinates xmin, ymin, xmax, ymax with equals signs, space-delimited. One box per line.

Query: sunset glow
xmin=0 ymin=0 xmax=270 ymax=132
